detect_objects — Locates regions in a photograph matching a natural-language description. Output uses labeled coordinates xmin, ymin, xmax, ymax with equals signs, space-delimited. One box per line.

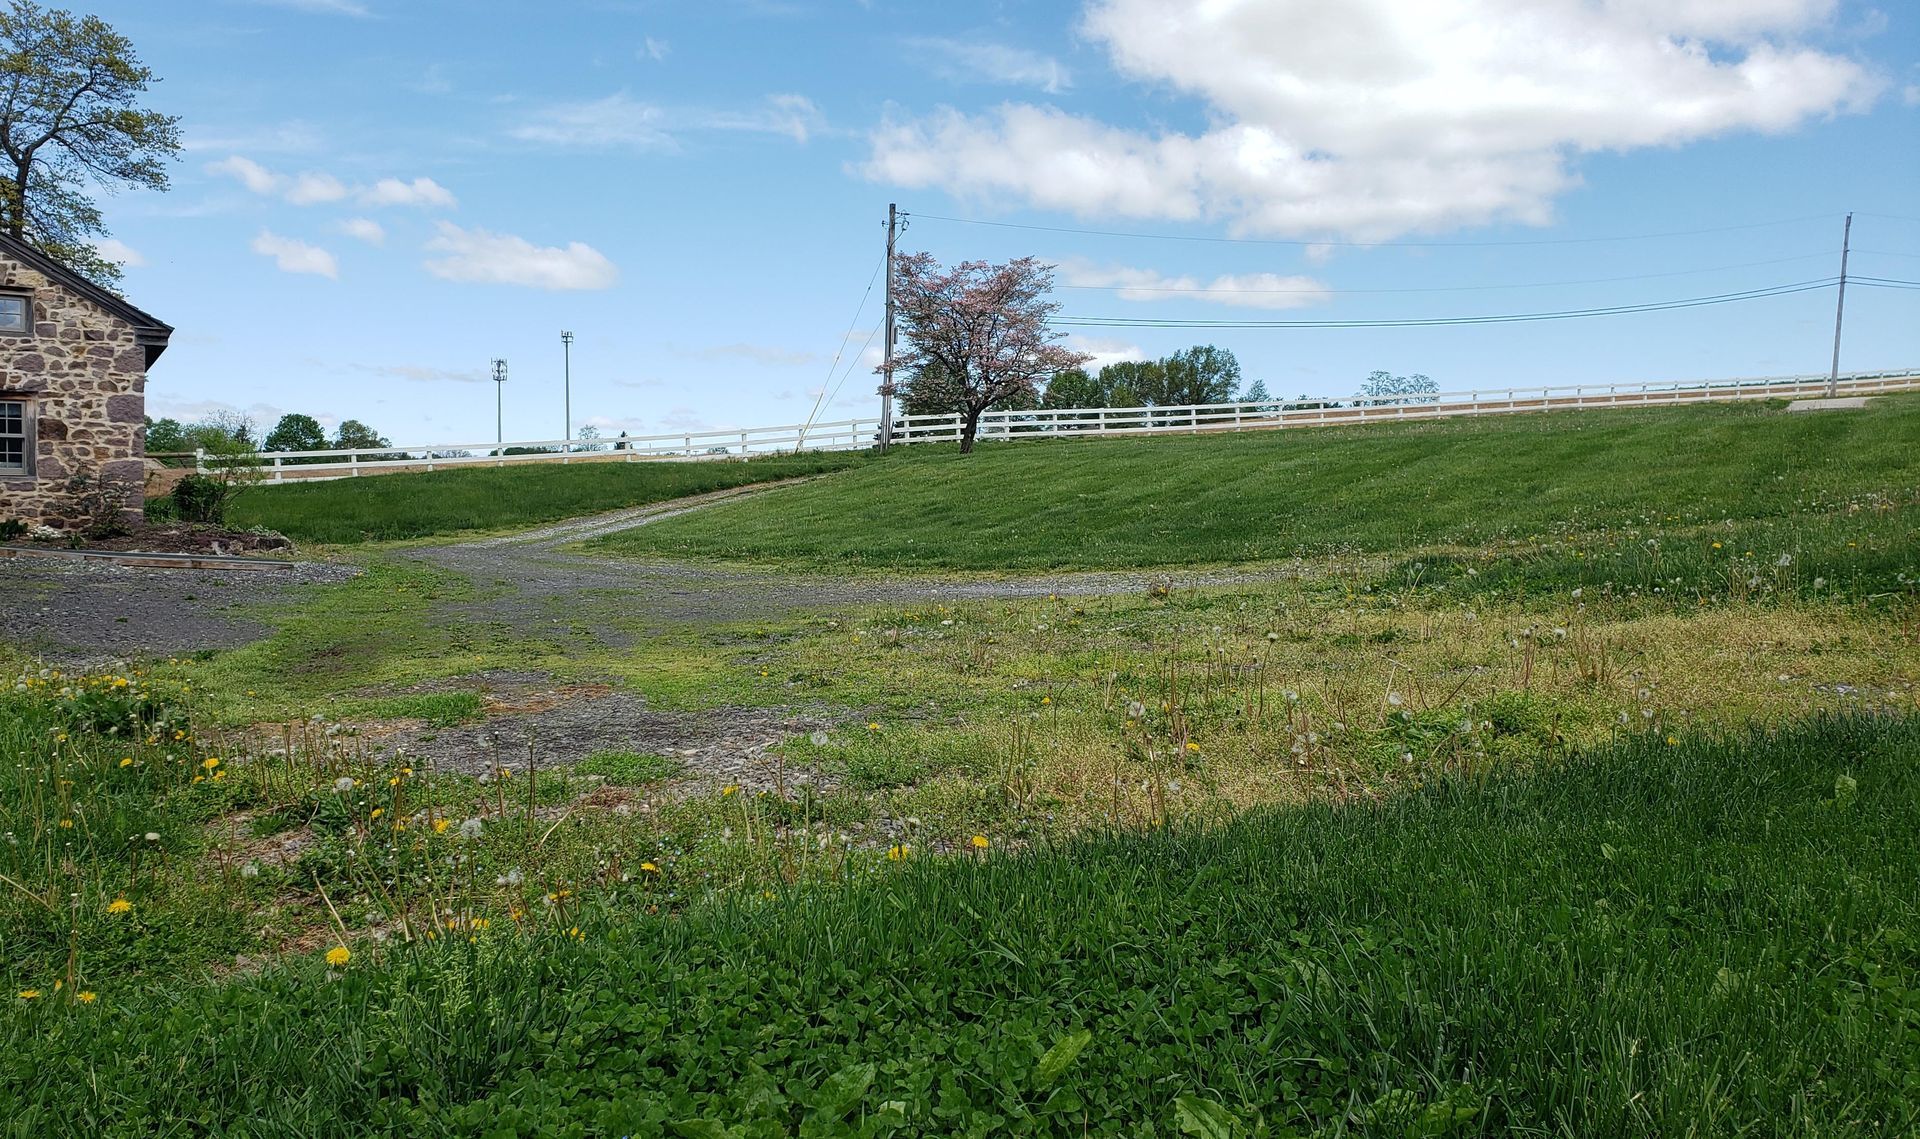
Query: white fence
xmin=220 ymin=367 xmax=1920 ymax=484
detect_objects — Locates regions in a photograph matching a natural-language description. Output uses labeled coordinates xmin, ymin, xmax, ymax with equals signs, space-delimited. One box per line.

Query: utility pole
xmin=560 ymin=330 xmax=574 ymax=450
xmin=1826 ymin=212 xmax=1852 ymax=399
xmin=879 ymin=203 xmax=898 ymax=453
xmin=492 ymin=358 xmax=508 ymax=446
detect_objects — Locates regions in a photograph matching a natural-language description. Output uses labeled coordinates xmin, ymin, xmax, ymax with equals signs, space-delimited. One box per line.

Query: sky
xmin=77 ymin=0 xmax=1920 ymax=447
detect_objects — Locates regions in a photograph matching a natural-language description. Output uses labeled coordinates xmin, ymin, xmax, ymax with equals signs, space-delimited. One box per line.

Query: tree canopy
xmin=888 ymin=252 xmax=1089 ymax=454
xmin=264 ymin=414 xmax=327 ymax=454
xmin=0 ymin=1 xmax=179 ymax=284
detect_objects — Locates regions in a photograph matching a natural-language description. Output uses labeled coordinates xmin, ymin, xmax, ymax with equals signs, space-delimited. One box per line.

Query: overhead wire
xmin=797 ymin=254 xmax=885 ymax=444
xmin=1052 ymin=251 xmax=1837 ymax=297
xmin=906 ymin=210 xmax=1839 ymax=249
xmin=1046 ymin=278 xmax=1839 ymax=329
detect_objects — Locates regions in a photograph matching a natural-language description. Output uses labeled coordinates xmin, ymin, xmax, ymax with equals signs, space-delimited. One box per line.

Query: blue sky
xmin=84 ymin=0 xmax=1920 ymax=446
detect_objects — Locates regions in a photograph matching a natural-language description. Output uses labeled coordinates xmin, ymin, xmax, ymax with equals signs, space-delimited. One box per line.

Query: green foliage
xmin=1151 ymin=345 xmax=1242 ymax=407
xmin=604 ymin=395 xmax=1920 ymax=573
xmin=170 ymin=472 xmax=228 ymax=524
xmin=4 ymin=713 xmax=1918 ymax=1134
xmin=229 ymin=451 xmax=869 ymax=544
xmin=142 ymin=415 xmax=189 ymax=458
xmin=263 ymin=413 xmax=328 ymax=455
xmin=1360 ymin=370 xmax=1439 ymax=405
xmin=333 ymin=418 xmax=391 ymax=451
xmin=0 ymin=1 xmax=181 ymax=285
xmin=347 ymin=691 xmax=486 ymax=727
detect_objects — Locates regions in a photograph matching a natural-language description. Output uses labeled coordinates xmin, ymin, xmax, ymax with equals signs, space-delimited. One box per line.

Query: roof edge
xmin=0 ymin=231 xmax=173 ymax=344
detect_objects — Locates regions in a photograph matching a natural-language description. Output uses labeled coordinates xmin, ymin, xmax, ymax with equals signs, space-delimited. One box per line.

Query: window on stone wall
xmin=0 ymin=399 xmax=28 ymax=474
xmin=0 ymin=295 xmax=29 ymax=335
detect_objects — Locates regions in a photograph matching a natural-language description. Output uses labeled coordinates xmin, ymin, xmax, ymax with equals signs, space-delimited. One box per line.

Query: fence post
xmin=271 ymin=454 xmax=283 ymax=484
xmin=350 ymin=452 xmax=360 ymax=477
xmin=194 ymin=447 xmax=206 ymax=475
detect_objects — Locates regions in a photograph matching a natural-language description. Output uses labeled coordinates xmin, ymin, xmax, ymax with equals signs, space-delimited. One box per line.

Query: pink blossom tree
xmin=887 ymin=253 xmax=1090 ymax=454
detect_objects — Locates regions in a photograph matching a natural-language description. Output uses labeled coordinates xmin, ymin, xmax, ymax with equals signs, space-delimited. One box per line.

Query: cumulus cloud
xmin=641 ymin=36 xmax=670 ymax=61
xmin=207 ymin=157 xmax=456 ymax=209
xmin=360 ymin=177 xmax=458 ymax=208
xmin=249 ymin=231 xmax=339 ymax=278
xmin=93 ymin=238 xmax=146 ymax=268
xmin=908 ymin=37 xmax=1071 ymax=93
xmin=511 ymin=92 xmax=824 ymax=149
xmin=337 ymin=217 xmax=386 ymax=245
xmin=1062 ymin=335 xmax=1146 ymax=373
xmin=864 ymin=0 xmax=1881 ymax=238
xmin=1059 ymin=259 xmax=1330 ymax=309
xmin=422 ymin=222 xmax=618 ymax=290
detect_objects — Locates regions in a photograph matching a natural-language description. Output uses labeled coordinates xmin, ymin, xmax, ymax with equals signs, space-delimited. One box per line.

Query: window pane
xmin=0 ymin=296 xmax=25 ymax=332
xmin=0 ymin=438 xmax=22 ymax=468
xmin=0 ymin=402 xmax=20 ymax=434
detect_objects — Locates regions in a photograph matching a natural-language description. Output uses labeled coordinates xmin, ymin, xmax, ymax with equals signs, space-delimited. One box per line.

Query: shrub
xmin=173 ymin=472 xmax=228 ymax=523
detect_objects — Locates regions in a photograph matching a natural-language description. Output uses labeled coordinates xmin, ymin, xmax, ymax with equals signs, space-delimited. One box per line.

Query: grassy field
xmin=4 ymin=693 xmax=1915 ymax=1134
xmin=9 ymin=399 xmax=1920 ymax=1134
xmin=221 ymin=450 xmax=868 ymax=543
xmin=598 ymin=396 xmax=1920 ymax=573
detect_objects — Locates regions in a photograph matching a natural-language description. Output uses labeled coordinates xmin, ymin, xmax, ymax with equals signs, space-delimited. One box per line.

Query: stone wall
xmin=0 ymin=254 xmax=148 ymax=531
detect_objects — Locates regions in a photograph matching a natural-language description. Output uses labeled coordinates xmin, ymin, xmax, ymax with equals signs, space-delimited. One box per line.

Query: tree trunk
xmin=959 ymin=405 xmax=984 ymax=454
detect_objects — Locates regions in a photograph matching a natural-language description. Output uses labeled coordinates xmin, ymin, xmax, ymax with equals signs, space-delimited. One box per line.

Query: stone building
xmin=0 ymin=232 xmax=171 ymax=530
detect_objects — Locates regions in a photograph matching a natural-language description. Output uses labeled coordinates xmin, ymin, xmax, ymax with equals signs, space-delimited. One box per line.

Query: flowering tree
xmin=888 ymin=253 xmax=1090 ymax=454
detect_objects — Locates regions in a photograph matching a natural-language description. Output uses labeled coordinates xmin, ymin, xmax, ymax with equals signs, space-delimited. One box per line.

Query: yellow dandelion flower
xmin=867 ymin=722 xmax=880 ymax=731
xmin=326 ymin=946 xmax=351 ymax=966
xmin=640 ymin=861 xmax=660 ymax=873
xmin=201 ymin=757 xmax=220 ymax=770
xmin=1185 ymin=741 xmax=1201 ymax=752
xmin=76 ymin=991 xmax=96 ymax=1004
xmin=17 ymin=989 xmax=39 ymax=1000
xmin=107 ymin=898 xmax=132 ymax=914
xmin=721 ymin=784 xmax=739 ymax=797
xmin=971 ymin=834 xmax=990 ymax=850
xmin=370 ymin=808 xmax=383 ymax=819
xmin=1041 ymin=696 xmax=1052 ymax=705
xmin=58 ymin=818 xmax=73 ymax=829
xmin=433 ymin=819 xmax=450 ymax=834
xmin=118 ymin=758 xmax=133 ymax=768
xmin=887 ymin=845 xmax=909 ymax=860
xmin=1666 ymin=735 xmax=1680 ymax=746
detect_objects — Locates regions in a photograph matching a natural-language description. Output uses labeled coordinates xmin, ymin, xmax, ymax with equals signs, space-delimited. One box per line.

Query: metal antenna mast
xmin=560 ymin=331 xmax=574 ymax=450
xmin=491 ymin=358 xmax=508 ymax=445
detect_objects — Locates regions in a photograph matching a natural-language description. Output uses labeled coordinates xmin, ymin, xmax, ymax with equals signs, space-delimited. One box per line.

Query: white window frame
xmin=0 ymin=398 xmax=32 ymax=476
xmin=0 ymin=292 xmax=31 ymax=336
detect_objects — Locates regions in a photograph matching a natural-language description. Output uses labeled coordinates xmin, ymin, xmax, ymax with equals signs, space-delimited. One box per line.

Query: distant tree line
xmin=143 ymin=412 xmax=394 ymax=466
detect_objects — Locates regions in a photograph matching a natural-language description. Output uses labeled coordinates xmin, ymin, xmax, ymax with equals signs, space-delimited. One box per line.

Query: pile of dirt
xmin=20 ymin=521 xmax=294 ymax=556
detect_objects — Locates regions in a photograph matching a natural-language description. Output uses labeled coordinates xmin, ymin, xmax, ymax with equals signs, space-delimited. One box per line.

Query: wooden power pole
xmin=1826 ymin=212 xmax=1852 ymax=399
xmin=879 ymin=203 xmax=898 ymax=452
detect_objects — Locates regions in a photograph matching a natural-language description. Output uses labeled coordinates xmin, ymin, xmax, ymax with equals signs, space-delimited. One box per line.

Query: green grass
xmin=222 ymin=451 xmax=870 ymax=543
xmin=575 ymin=750 xmax=685 ymax=785
xmin=598 ymin=397 xmax=1920 ymax=572
xmin=6 ymin=713 xmax=1916 ymax=1135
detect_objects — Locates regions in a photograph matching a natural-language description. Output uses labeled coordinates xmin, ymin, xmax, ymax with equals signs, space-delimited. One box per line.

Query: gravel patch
xmin=0 ymin=556 xmax=360 ymax=666
xmin=367 ymin=672 xmax=845 ymax=794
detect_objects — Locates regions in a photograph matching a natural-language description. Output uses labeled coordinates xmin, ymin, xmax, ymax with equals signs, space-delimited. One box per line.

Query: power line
xmin=1047 ymin=278 xmax=1838 ymax=329
xmin=798 ymin=255 xmax=885 ymax=442
xmin=1854 ymin=276 xmax=1920 ymax=290
xmin=907 ymin=210 xmax=1837 ymax=250
xmin=1054 ymin=252 xmax=1835 ymax=298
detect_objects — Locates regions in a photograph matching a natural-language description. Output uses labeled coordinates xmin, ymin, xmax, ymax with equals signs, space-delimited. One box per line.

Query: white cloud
xmin=250 ymin=230 xmax=339 ymax=279
xmin=423 ymin=222 xmax=618 ymax=290
xmin=337 ymin=217 xmax=386 ymax=245
xmin=209 ymin=157 xmax=454 ymax=210
xmin=285 ymin=171 xmax=349 ymax=205
xmin=1063 ymin=335 xmax=1146 ymax=373
xmin=641 ymin=37 xmax=670 ymax=61
xmin=1906 ymin=84 xmax=1920 ymax=106
xmin=93 ymin=238 xmax=147 ymax=268
xmin=865 ymin=0 xmax=1881 ymax=238
xmin=1059 ymin=260 xmax=1330 ymax=309
xmin=207 ymin=155 xmax=279 ymax=195
xmin=511 ymin=92 xmax=824 ymax=149
xmin=908 ymin=37 xmax=1071 ymax=93
xmin=360 ymin=177 xmax=458 ymax=208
